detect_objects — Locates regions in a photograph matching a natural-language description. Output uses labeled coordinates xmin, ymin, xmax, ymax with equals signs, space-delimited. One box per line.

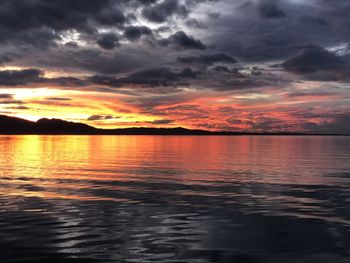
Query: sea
xmin=0 ymin=135 xmax=349 ymax=262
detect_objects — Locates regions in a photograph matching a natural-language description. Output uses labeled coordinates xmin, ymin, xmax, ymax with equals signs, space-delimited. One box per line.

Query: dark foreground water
xmin=0 ymin=135 xmax=350 ymax=263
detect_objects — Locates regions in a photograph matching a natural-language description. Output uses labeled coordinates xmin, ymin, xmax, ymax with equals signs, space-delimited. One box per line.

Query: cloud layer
xmin=0 ymin=0 xmax=349 ymax=133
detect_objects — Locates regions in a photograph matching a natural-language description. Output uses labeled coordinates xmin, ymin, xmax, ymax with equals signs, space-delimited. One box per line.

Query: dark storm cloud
xmin=177 ymin=53 xmax=236 ymax=65
xmin=208 ymin=12 xmax=221 ymax=20
xmin=134 ymin=0 xmax=158 ymax=4
xmin=0 ymin=0 xmax=210 ymax=49
xmin=159 ymin=31 xmax=206 ymax=50
xmin=0 ymin=0 xmax=349 ymax=133
xmin=213 ymin=65 xmax=230 ymax=72
xmin=0 ymin=67 xmax=195 ymax=91
xmin=142 ymin=0 xmax=188 ymax=23
xmin=0 ymin=0 xmax=113 ymax=30
xmin=258 ymin=0 xmax=286 ymax=19
xmin=0 ymin=65 xmax=282 ymax=93
xmin=124 ymin=26 xmax=153 ymax=41
xmin=10 ymin=28 xmax=59 ymax=48
xmin=1 ymin=0 xmax=349 ymax=70
xmin=185 ymin=18 xmax=208 ymax=29
xmin=45 ymin=77 xmax=87 ymax=87
xmin=64 ymin=41 xmax=79 ymax=48
xmin=282 ymin=46 xmax=350 ymax=81
xmin=94 ymin=4 xmax=126 ymax=26
xmin=89 ymin=67 xmax=197 ymax=88
xmin=20 ymin=48 xmax=148 ymax=75
xmin=0 ymin=54 xmax=13 ymax=64
xmin=0 ymin=0 xmax=209 ymax=77
xmin=90 ymin=68 xmax=176 ymax=87
xmin=207 ymin=0 xmax=350 ymax=63
xmin=0 ymin=69 xmax=87 ymax=88
xmin=180 ymin=67 xmax=198 ymax=78
xmin=97 ymin=33 xmax=120 ymax=50
xmin=85 ymin=63 xmax=285 ymax=92
xmin=282 ymin=46 xmax=343 ymax=74
xmin=0 ymin=69 xmax=42 ymax=86
xmin=0 ymin=0 xmax=120 ymax=46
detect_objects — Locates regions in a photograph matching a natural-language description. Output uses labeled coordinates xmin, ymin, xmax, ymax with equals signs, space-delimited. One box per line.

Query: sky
xmin=0 ymin=0 xmax=350 ymax=133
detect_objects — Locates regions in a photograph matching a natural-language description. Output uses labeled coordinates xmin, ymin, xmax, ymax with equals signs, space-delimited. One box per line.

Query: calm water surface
xmin=0 ymin=136 xmax=350 ymax=262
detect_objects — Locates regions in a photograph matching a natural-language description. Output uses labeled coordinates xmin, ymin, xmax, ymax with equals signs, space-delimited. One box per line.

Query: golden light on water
xmin=0 ymin=135 xmax=338 ymax=199
xmin=1 ymin=135 xmax=350 ymax=262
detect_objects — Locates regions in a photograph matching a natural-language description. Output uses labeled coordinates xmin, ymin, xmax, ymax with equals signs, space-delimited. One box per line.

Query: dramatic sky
xmin=0 ymin=0 xmax=350 ymax=133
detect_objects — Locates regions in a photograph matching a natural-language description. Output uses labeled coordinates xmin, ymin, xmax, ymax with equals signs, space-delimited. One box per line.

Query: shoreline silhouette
xmin=0 ymin=115 xmax=346 ymax=136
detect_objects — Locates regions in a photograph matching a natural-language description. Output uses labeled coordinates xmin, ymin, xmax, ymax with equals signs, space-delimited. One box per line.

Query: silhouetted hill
xmin=0 ymin=115 xmax=217 ymax=135
xmin=0 ymin=115 xmax=97 ymax=134
xmin=0 ymin=115 xmax=36 ymax=133
xmin=36 ymin=118 xmax=97 ymax=134
xmin=0 ymin=114 xmax=345 ymax=135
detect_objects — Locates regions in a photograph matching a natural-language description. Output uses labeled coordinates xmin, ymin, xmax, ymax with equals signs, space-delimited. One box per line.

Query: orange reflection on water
xmin=0 ymin=135 xmax=348 ymax=201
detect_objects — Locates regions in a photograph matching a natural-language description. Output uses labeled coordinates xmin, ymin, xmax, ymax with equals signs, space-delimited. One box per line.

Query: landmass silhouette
xmin=0 ymin=114 xmax=344 ymax=135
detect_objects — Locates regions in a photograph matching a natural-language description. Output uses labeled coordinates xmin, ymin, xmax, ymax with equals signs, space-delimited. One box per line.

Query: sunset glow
xmin=1 ymin=1 xmax=350 ymax=262
xmin=0 ymin=0 xmax=349 ymax=133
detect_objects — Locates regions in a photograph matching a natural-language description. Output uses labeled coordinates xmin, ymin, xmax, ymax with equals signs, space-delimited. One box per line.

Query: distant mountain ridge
xmin=0 ymin=114 xmax=344 ymax=135
xmin=0 ymin=114 xmax=216 ymax=135
xmin=0 ymin=115 xmax=96 ymax=134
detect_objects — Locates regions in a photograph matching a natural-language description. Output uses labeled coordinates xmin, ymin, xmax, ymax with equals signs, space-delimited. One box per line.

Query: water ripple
xmin=0 ymin=135 xmax=350 ymax=262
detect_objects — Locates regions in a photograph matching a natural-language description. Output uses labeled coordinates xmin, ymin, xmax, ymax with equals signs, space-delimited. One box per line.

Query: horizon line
xmin=0 ymin=114 xmax=349 ymax=136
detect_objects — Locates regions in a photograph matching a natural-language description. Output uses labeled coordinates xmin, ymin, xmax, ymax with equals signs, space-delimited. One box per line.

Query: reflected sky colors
xmin=1 ymin=135 xmax=350 ymax=262
xmin=1 ymin=135 xmax=350 ymax=208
